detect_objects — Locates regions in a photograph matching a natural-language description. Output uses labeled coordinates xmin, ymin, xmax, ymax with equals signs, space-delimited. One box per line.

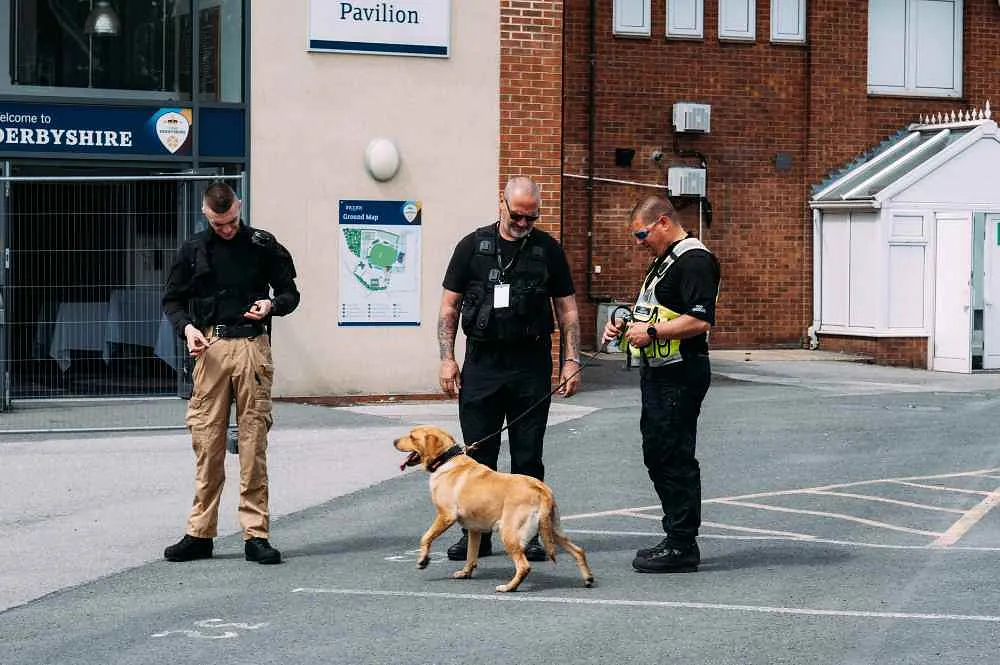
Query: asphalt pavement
xmin=2 ymin=350 xmax=1000 ymax=664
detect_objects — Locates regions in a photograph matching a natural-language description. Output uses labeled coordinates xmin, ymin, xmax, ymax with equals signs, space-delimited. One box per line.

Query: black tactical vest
xmin=460 ymin=224 xmax=555 ymax=342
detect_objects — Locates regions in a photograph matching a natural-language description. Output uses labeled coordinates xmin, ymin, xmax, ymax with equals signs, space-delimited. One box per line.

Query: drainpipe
xmin=585 ymin=0 xmax=602 ymax=303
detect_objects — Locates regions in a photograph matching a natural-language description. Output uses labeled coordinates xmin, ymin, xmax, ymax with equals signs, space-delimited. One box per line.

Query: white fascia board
xmin=874 ymin=124 xmax=986 ymax=203
xmin=816 ymin=327 xmax=928 ymax=338
xmin=811 ymin=132 xmax=922 ymax=201
xmin=809 ymin=199 xmax=879 ymax=211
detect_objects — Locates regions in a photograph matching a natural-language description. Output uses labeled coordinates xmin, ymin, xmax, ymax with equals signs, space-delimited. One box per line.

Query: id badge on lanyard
xmin=494 ymin=283 xmax=511 ymax=309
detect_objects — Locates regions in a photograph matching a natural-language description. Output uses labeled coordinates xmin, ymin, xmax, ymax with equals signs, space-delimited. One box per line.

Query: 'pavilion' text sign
xmin=308 ymin=1 xmax=451 ymax=58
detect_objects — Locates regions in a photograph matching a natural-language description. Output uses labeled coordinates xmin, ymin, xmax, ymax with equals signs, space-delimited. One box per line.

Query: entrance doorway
xmin=0 ymin=167 xmax=244 ymax=406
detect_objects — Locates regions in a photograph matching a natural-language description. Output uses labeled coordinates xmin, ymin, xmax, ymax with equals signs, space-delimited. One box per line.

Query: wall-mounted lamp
xmin=614 ymin=148 xmax=636 ymax=167
xmin=365 ymin=138 xmax=401 ymax=182
xmin=84 ymin=1 xmax=121 ymax=37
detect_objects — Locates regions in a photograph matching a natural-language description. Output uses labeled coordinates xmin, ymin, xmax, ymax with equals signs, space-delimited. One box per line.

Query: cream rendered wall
xmin=250 ymin=3 xmax=500 ymax=396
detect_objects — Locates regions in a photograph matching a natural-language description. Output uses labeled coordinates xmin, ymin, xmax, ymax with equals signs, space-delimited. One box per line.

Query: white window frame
xmin=667 ymin=0 xmax=704 ymax=39
xmin=719 ymin=0 xmax=756 ymax=41
xmin=770 ymin=0 xmax=806 ymax=43
xmin=614 ymin=0 xmax=652 ymax=37
xmin=867 ymin=0 xmax=963 ymax=99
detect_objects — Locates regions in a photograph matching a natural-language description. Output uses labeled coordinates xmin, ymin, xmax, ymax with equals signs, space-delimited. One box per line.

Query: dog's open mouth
xmin=399 ymin=451 xmax=421 ymax=471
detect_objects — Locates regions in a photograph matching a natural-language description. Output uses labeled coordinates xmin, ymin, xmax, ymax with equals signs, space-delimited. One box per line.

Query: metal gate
xmin=0 ymin=171 xmax=245 ymax=427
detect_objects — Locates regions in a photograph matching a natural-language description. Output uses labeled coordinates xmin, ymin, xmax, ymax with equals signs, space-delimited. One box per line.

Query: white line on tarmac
xmin=290 ymin=587 xmax=1000 ymax=623
xmin=563 ymin=528 xmax=1000 ymax=551
xmin=805 ymin=490 xmax=967 ymax=514
xmin=709 ymin=500 xmax=943 ymax=537
xmin=701 ymin=521 xmax=818 ymax=539
xmin=930 ymin=486 xmax=1000 ymax=548
xmin=887 ymin=481 xmax=992 ymax=496
xmin=707 ymin=467 xmax=1000 ymax=503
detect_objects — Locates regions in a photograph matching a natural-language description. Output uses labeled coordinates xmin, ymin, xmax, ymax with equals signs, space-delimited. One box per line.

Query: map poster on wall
xmin=338 ymin=199 xmax=422 ymax=326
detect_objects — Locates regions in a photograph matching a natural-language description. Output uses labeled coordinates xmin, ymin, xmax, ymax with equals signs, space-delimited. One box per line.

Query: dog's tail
xmin=537 ymin=494 xmax=558 ymax=563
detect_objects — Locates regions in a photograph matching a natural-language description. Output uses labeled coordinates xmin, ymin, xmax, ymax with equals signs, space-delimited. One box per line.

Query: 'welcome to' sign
xmin=308 ymin=0 xmax=451 ymax=58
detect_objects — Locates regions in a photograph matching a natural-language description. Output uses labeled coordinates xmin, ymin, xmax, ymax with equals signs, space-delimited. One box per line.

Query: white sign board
xmin=308 ymin=0 xmax=451 ymax=57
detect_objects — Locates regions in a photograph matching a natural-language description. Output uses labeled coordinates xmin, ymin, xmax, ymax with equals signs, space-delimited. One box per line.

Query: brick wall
xmin=500 ymin=1 xmax=565 ymax=374
xmin=818 ymin=335 xmax=928 ymax=369
xmin=560 ymin=0 xmax=1000 ymax=353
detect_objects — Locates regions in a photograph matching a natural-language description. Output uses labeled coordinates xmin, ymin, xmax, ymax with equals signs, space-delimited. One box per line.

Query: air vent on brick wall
xmin=672 ymin=102 xmax=711 ymax=133
xmin=668 ymin=167 xmax=707 ymax=197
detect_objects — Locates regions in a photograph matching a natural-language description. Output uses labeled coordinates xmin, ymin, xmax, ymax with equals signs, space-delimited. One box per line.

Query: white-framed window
xmin=667 ymin=0 xmax=704 ymax=39
xmin=719 ymin=0 xmax=755 ymax=41
xmin=614 ymin=0 xmax=652 ymax=37
xmin=867 ymin=0 xmax=963 ymax=98
xmin=771 ymin=0 xmax=806 ymax=43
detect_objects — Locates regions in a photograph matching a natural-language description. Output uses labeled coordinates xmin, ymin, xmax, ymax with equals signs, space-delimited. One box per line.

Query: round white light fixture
xmin=365 ymin=138 xmax=401 ymax=182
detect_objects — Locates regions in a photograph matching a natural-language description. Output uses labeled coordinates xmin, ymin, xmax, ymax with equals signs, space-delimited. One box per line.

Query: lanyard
xmin=495 ymin=222 xmax=528 ymax=281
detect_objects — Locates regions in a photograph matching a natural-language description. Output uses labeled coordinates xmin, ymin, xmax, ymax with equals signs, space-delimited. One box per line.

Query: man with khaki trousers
xmin=162 ymin=182 xmax=300 ymax=565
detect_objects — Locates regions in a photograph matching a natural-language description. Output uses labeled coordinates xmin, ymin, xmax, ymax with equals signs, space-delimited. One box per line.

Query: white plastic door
xmin=932 ymin=213 xmax=973 ymax=373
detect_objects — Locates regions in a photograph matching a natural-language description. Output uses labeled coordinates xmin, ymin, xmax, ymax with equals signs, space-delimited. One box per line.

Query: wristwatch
xmin=647 ymin=324 xmax=658 ymax=340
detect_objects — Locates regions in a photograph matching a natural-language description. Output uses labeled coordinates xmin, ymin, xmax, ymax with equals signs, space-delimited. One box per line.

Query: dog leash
xmin=462 ymin=348 xmax=603 ymax=454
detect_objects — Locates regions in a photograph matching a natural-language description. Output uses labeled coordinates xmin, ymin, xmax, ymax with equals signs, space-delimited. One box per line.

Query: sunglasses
xmin=632 ymin=221 xmax=659 ymax=240
xmin=505 ymin=198 xmax=540 ymax=223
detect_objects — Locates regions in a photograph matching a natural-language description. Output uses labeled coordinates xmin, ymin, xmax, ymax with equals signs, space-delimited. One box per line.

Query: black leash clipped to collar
xmin=426 ymin=444 xmax=465 ymax=472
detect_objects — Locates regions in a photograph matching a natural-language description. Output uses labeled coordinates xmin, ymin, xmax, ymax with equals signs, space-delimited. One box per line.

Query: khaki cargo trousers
xmin=185 ymin=332 xmax=274 ymax=540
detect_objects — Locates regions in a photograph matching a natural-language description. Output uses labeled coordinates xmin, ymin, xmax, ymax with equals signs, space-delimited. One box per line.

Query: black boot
xmin=245 ymin=538 xmax=282 ymax=565
xmin=164 ymin=534 xmax=213 ymax=562
xmin=524 ymin=535 xmax=548 ymax=562
xmin=446 ymin=530 xmax=493 ymax=561
xmin=632 ymin=540 xmax=699 ymax=573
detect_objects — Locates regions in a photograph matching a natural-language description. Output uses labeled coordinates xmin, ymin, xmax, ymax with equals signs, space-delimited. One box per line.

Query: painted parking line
xmin=563 ymin=467 xmax=1000 ymax=549
xmin=930 ymin=486 xmax=1000 ymax=548
xmin=291 ymin=587 xmax=1000 ymax=623
xmin=563 ymin=528 xmax=1000 ymax=551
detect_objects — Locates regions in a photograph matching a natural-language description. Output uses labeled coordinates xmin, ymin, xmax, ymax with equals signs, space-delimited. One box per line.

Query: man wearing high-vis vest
xmin=602 ymin=195 xmax=720 ymax=573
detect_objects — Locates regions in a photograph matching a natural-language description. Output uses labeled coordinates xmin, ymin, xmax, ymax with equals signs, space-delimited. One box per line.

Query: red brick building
xmin=501 ymin=0 xmax=1000 ymax=366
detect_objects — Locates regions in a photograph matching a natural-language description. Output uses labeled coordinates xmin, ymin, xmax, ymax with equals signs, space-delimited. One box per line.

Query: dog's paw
xmin=451 ymin=569 xmax=473 ymax=579
xmin=584 ymin=576 xmax=595 ymax=588
xmin=495 ymin=583 xmax=517 ymax=593
xmin=417 ymin=556 xmax=430 ymax=569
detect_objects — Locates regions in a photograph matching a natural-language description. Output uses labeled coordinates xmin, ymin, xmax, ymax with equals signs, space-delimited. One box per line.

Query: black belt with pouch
xmin=211 ymin=322 xmax=266 ymax=339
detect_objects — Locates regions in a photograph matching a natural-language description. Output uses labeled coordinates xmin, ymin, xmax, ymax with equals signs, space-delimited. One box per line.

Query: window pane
xmin=914 ymin=0 xmax=955 ymax=89
xmin=867 ymin=0 xmax=906 ymax=87
xmin=197 ymin=0 xmax=242 ymax=102
xmin=12 ymin=0 xmax=192 ymax=96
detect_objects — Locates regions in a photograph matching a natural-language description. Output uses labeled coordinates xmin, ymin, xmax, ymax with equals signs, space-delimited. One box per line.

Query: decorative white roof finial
xmin=986 ymin=100 xmax=993 ymax=120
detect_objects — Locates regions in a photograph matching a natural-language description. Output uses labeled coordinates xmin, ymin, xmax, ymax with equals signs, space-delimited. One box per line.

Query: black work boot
xmin=632 ymin=540 xmax=700 ymax=573
xmin=446 ymin=530 xmax=493 ymax=561
xmin=245 ymin=538 xmax=282 ymax=565
xmin=164 ymin=534 xmax=213 ymax=562
xmin=524 ymin=535 xmax=548 ymax=562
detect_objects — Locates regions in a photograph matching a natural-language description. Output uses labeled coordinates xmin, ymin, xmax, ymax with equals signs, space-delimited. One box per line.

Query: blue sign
xmin=339 ymin=199 xmax=422 ymax=225
xmin=0 ymin=103 xmax=194 ymax=157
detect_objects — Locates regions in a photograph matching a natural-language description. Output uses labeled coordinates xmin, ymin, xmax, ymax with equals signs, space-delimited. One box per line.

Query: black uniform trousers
xmin=639 ymin=354 xmax=711 ymax=545
xmin=458 ymin=338 xmax=553 ymax=481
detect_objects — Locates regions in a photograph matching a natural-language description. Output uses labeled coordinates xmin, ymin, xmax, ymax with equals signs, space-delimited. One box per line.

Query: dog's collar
xmin=426 ymin=445 xmax=465 ymax=472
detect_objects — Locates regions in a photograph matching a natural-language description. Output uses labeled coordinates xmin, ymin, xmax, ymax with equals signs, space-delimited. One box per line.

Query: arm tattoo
xmin=562 ymin=319 xmax=581 ymax=362
xmin=438 ymin=311 xmax=458 ymax=361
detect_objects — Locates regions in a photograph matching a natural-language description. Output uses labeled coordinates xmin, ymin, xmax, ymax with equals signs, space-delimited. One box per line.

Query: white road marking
xmin=930 ymin=487 xmax=1000 ymax=548
xmin=887 ymin=481 xmax=992 ymax=496
xmin=291 ymin=587 xmax=1000 ymax=623
xmin=701 ymin=521 xmax=817 ymax=539
xmin=714 ymin=500 xmax=943 ymax=537
xmin=563 ymin=528 xmax=1000 ymax=551
xmin=805 ymin=490 xmax=967 ymax=514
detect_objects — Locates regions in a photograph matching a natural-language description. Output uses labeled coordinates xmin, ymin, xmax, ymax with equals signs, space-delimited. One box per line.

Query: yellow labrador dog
xmin=394 ymin=425 xmax=594 ymax=593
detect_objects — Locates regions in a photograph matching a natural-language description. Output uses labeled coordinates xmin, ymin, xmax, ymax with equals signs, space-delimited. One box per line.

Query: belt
xmin=210 ymin=322 xmax=265 ymax=339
